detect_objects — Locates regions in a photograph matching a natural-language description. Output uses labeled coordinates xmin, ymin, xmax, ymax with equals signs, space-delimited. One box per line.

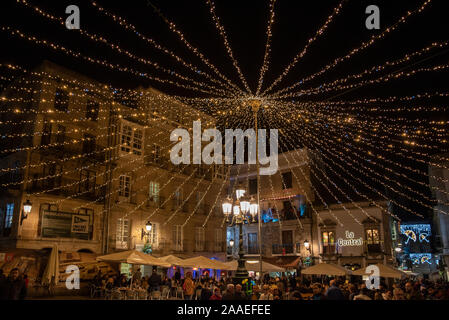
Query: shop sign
xmin=337 ymin=231 xmax=363 ymax=246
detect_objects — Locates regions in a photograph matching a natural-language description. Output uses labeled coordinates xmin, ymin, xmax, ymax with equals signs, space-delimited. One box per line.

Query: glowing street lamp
xmin=20 ymin=199 xmax=32 ymax=225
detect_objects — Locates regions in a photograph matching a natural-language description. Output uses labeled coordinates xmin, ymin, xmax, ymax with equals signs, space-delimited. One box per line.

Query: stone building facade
xmin=0 ymin=61 xmax=227 ymax=262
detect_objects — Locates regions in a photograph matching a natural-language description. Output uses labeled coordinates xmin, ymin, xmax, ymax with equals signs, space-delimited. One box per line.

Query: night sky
xmin=1 ymin=0 xmax=448 ymax=221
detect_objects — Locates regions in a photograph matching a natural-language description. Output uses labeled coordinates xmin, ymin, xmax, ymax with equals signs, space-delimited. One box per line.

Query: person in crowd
xmin=353 ymin=287 xmax=372 ymax=300
xmin=291 ymin=291 xmax=303 ymax=300
xmin=311 ymin=283 xmax=325 ymax=300
xmin=148 ymin=267 xmax=162 ymax=292
xmin=210 ymin=287 xmax=222 ymax=300
xmin=382 ymin=289 xmax=393 ymax=300
xmin=105 ymin=276 xmax=115 ymax=291
xmin=325 ymin=279 xmax=345 ymax=300
xmin=272 ymin=287 xmax=282 ymax=300
xmin=393 ymin=288 xmax=406 ymax=300
xmin=132 ymin=268 xmax=142 ymax=284
xmin=259 ymin=285 xmax=274 ymax=300
xmin=222 ymin=284 xmax=235 ymax=300
xmin=348 ymin=284 xmax=358 ymax=300
xmin=234 ymin=284 xmax=246 ymax=300
xmin=200 ymin=283 xmax=213 ymax=300
xmin=0 ymin=268 xmax=27 ymax=300
xmin=119 ymin=274 xmax=129 ymax=287
xmin=183 ymin=272 xmax=195 ymax=300
xmin=250 ymin=285 xmax=261 ymax=300
xmin=405 ymin=281 xmax=423 ymax=300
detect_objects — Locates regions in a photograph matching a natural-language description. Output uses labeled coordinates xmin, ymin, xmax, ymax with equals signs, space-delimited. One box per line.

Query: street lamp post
xmin=248 ymin=99 xmax=263 ymax=280
xmin=222 ymin=186 xmax=258 ymax=284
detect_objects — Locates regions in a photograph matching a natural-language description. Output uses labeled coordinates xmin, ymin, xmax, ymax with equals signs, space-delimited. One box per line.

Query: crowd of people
xmin=91 ymin=268 xmax=449 ymax=300
xmin=0 ymin=268 xmax=28 ymax=300
xmin=1 ymin=265 xmax=448 ymax=300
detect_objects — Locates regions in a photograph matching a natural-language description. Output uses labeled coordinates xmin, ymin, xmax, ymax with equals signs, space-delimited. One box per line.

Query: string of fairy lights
xmin=0 ymin=0 xmax=448 ymax=252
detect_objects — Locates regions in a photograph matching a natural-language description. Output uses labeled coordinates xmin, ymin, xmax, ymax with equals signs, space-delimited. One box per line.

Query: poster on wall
xmin=71 ymin=215 xmax=89 ymax=234
xmin=41 ymin=210 xmax=90 ymax=240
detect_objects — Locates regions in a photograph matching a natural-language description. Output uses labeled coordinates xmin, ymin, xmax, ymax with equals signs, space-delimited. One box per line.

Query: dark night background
xmin=1 ymin=0 xmax=448 ymax=223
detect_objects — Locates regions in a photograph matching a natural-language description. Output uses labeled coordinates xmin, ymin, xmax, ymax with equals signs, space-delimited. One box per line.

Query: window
xmin=80 ymin=170 xmax=96 ymax=194
xmin=5 ymin=203 xmax=14 ymax=229
xmin=86 ymin=100 xmax=99 ymax=121
xmin=147 ymin=223 xmax=158 ymax=247
xmin=149 ymin=181 xmax=160 ymax=204
xmin=119 ymin=175 xmax=130 ymax=198
xmin=43 ymin=164 xmax=62 ymax=189
xmin=195 ymin=227 xmax=205 ymax=251
xmin=196 ymin=191 xmax=205 ymax=213
xmin=282 ymin=230 xmax=294 ymax=254
xmin=248 ymin=233 xmax=258 ymax=254
xmin=172 ymin=225 xmax=183 ymax=251
xmin=10 ymin=161 xmax=21 ymax=183
xmin=41 ymin=121 xmax=52 ymax=146
xmin=116 ymin=218 xmax=129 ymax=249
xmin=366 ymin=228 xmax=381 ymax=252
xmin=214 ymin=228 xmax=223 ymax=252
xmin=82 ymin=134 xmax=96 ymax=155
xmin=54 ymin=89 xmax=69 ymax=112
xmin=249 ymin=178 xmax=257 ymax=195
xmin=151 ymin=144 xmax=161 ymax=163
xmin=56 ymin=125 xmax=65 ymax=144
xmin=213 ymin=165 xmax=227 ymax=180
xmin=121 ymin=125 xmax=132 ymax=153
xmin=174 ymin=188 xmax=183 ymax=208
xmin=321 ymin=231 xmax=336 ymax=254
xmin=132 ymin=128 xmax=143 ymax=156
xmin=281 ymin=171 xmax=293 ymax=189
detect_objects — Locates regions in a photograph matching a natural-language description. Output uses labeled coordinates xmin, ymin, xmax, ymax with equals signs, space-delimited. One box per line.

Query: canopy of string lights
xmin=0 ymin=0 xmax=448 ymax=251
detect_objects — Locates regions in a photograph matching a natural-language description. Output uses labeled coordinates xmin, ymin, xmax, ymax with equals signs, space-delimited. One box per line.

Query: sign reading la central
xmin=337 ymin=231 xmax=363 ymax=247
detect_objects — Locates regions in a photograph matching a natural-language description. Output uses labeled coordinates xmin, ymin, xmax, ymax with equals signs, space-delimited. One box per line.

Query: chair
xmin=91 ymin=285 xmax=103 ymax=299
xmin=126 ymin=289 xmax=137 ymax=300
xmin=175 ymin=286 xmax=184 ymax=299
xmin=161 ymin=286 xmax=170 ymax=300
xmin=195 ymin=289 xmax=202 ymax=300
xmin=137 ymin=290 xmax=148 ymax=300
xmin=151 ymin=290 xmax=162 ymax=300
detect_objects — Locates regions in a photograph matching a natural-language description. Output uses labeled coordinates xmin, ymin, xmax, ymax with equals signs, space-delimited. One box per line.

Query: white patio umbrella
xmin=301 ymin=263 xmax=350 ymax=276
xmin=42 ymin=244 xmax=59 ymax=287
xmin=96 ymin=250 xmax=171 ymax=268
xmin=223 ymin=259 xmax=285 ymax=272
xmin=182 ymin=256 xmax=230 ymax=270
xmin=159 ymin=255 xmax=195 ymax=268
xmin=352 ymin=263 xmax=406 ymax=279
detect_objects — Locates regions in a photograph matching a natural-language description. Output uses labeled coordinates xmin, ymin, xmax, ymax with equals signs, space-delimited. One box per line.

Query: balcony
xmin=38 ymin=136 xmax=106 ymax=163
xmin=322 ymin=244 xmax=336 ymax=255
xmin=29 ymin=177 xmax=106 ymax=202
xmin=146 ymin=196 xmax=166 ymax=209
xmin=272 ymin=243 xmax=295 ymax=255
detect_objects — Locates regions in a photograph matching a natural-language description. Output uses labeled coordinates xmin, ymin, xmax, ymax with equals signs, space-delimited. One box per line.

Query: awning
xmin=96 ymin=250 xmax=171 ymax=267
xmin=301 ymin=263 xmax=350 ymax=276
xmin=352 ymin=264 xmax=406 ymax=279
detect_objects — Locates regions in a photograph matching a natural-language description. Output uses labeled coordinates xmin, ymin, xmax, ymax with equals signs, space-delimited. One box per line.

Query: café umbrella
xmin=223 ymin=259 xmax=285 ymax=273
xmin=96 ymin=250 xmax=171 ymax=268
xmin=42 ymin=244 xmax=59 ymax=287
xmin=352 ymin=263 xmax=406 ymax=279
xmin=182 ymin=256 xmax=230 ymax=270
xmin=301 ymin=263 xmax=350 ymax=276
xmin=159 ymin=255 xmax=196 ymax=268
